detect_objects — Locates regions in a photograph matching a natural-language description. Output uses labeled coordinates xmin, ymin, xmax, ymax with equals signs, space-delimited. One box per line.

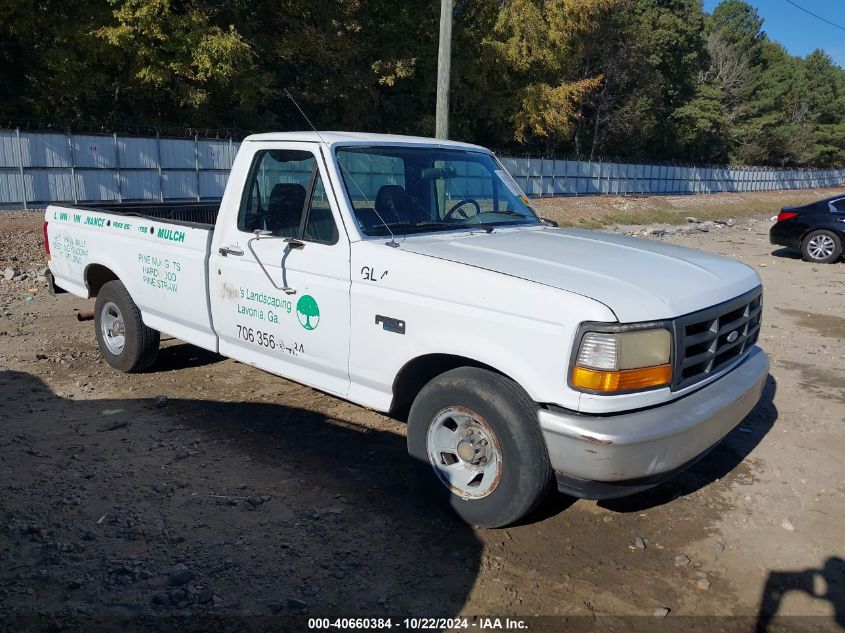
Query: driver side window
xmin=238 ymin=150 xmax=316 ymax=238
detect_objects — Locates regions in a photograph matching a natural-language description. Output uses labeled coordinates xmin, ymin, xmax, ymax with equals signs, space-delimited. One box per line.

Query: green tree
xmin=486 ymin=0 xmax=621 ymax=148
xmin=95 ymin=0 xmax=258 ymax=122
xmin=0 ymin=0 xmax=121 ymax=124
xmin=710 ymin=0 xmax=764 ymax=60
xmin=802 ymin=50 xmax=845 ymax=166
xmin=2 ymin=0 xmax=844 ymax=168
xmin=296 ymin=295 xmax=320 ymax=330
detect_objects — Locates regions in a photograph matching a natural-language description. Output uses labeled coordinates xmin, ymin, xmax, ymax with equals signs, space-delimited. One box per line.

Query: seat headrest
xmin=375 ymin=184 xmax=412 ymax=214
xmin=268 ymin=183 xmax=307 ymax=215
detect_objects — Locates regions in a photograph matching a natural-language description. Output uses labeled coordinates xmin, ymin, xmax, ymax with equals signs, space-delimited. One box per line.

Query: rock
xmin=633 ymin=536 xmax=646 ymax=550
xmin=82 ymin=531 xmax=97 ymax=541
xmin=18 ymin=352 xmax=45 ymax=362
xmin=286 ymin=597 xmax=307 ymax=611
xmin=154 ymin=395 xmax=168 ymax=408
xmin=247 ymin=496 xmax=264 ymax=507
xmin=685 ymin=217 xmax=698 ymax=223
xmin=674 ymin=554 xmax=691 ymax=567
xmin=781 ymin=519 xmax=795 ymax=532
xmin=714 ymin=541 xmax=725 ymax=553
xmin=651 ymin=229 xmax=667 ymax=237
xmin=653 ymin=607 xmax=670 ymax=618
xmin=167 ymin=563 xmax=194 ymax=586
xmin=3 ymin=267 xmax=18 ymax=281
xmin=696 ymin=577 xmax=711 ymax=591
xmin=694 ymin=223 xmax=710 ymax=232
xmin=175 ymin=450 xmax=189 ymax=460
xmin=198 ymin=588 xmax=214 ymax=604
xmin=152 ymin=592 xmax=172 ymax=606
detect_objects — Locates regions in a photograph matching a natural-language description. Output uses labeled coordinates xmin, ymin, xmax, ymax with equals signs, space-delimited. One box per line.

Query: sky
xmin=702 ymin=0 xmax=845 ymax=67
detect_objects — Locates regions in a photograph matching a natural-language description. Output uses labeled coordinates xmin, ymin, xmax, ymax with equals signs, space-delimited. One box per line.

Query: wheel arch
xmin=801 ymin=225 xmax=845 ymax=243
xmin=84 ymin=263 xmax=120 ymax=298
xmin=390 ymin=353 xmax=521 ymax=419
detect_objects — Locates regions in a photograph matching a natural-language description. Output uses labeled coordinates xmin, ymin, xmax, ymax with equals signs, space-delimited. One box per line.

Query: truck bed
xmin=68 ymin=200 xmax=221 ymax=229
xmin=46 ymin=200 xmax=219 ymax=353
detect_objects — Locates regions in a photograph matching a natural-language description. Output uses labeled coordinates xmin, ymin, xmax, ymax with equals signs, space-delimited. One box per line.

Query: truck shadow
xmin=0 ymin=370 xmax=481 ymax=629
xmin=755 ymin=557 xmax=845 ymax=633
xmin=597 ymin=374 xmax=779 ymax=513
xmin=152 ymin=342 xmax=225 ymax=371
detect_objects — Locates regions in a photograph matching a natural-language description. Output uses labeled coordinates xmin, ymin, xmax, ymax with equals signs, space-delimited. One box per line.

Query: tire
xmin=801 ymin=229 xmax=843 ymax=264
xmin=407 ymin=367 xmax=553 ymax=528
xmin=94 ymin=280 xmax=159 ymax=372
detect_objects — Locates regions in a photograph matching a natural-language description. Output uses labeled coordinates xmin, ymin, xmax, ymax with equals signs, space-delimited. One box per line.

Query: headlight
xmin=571 ymin=327 xmax=672 ymax=393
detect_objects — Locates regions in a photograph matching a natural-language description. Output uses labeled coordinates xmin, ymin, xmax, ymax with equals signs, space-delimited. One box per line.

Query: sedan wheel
xmin=801 ymin=230 xmax=843 ymax=264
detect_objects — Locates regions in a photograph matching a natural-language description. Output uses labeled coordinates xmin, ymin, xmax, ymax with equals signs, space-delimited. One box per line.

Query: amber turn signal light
xmin=572 ymin=364 xmax=672 ymax=392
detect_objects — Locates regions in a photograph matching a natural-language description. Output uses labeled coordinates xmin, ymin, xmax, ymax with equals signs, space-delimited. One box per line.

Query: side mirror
xmin=541 ymin=218 xmax=558 ymax=227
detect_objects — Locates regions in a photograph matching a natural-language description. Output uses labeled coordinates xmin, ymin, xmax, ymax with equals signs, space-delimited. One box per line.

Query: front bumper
xmin=538 ymin=347 xmax=769 ymax=498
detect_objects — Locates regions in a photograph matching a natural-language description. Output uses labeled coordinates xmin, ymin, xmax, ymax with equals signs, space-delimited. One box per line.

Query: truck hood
xmin=400 ymin=227 xmax=761 ymax=322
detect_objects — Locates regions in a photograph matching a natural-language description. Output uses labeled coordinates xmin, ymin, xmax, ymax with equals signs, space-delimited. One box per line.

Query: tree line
xmin=1 ymin=0 xmax=844 ymax=167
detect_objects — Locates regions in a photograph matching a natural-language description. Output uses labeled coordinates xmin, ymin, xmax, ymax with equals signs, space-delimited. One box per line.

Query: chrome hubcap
xmin=100 ymin=301 xmax=125 ymax=355
xmin=808 ymin=235 xmax=835 ymax=260
xmin=426 ymin=407 xmax=503 ymax=499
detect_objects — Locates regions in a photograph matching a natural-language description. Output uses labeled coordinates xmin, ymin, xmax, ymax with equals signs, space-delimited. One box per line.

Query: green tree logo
xmin=296 ymin=295 xmax=320 ymax=330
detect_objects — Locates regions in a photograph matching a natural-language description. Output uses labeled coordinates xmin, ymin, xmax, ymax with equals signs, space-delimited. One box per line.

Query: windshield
xmin=335 ymin=146 xmax=540 ymax=236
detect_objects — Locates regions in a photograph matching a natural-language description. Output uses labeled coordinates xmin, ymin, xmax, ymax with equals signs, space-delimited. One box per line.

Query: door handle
xmin=218 ymin=245 xmax=244 ymax=257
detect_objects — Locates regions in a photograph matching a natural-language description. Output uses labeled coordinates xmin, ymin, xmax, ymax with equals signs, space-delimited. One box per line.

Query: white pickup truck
xmin=44 ymin=132 xmax=769 ymax=527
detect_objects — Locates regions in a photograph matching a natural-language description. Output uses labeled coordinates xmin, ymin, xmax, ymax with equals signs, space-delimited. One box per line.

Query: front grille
xmin=672 ymin=287 xmax=762 ymax=391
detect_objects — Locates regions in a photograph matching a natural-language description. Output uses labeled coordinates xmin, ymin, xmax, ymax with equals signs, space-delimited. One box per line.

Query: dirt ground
xmin=0 ymin=192 xmax=843 ymax=632
xmin=533 ymin=185 xmax=845 ymax=227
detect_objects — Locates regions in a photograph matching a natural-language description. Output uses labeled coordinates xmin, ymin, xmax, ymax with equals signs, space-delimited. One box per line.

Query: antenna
xmin=283 ymin=88 xmax=399 ymax=247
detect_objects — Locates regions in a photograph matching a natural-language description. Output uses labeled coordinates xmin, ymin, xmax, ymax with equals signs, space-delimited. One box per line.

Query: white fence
xmin=499 ymin=157 xmax=845 ymax=197
xmin=0 ymin=129 xmax=239 ymax=209
xmin=2 ymin=129 xmax=844 ymax=209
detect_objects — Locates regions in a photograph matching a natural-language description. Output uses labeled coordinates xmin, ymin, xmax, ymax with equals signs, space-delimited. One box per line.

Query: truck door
xmin=209 ymin=144 xmax=351 ymax=397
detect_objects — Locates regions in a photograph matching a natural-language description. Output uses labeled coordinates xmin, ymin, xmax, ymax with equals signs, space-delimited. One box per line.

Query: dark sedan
xmin=769 ymin=195 xmax=845 ymax=263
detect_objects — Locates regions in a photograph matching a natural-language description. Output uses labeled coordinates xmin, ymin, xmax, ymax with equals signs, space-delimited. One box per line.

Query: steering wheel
xmin=444 ymin=198 xmax=481 ymax=222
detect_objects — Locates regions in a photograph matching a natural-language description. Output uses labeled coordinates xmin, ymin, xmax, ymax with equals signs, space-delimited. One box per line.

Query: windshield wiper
xmin=395 ymin=220 xmax=500 ymax=234
xmin=368 ymin=220 xmax=502 ymax=236
xmin=487 ymin=209 xmax=533 ymax=218
xmin=368 ymin=221 xmax=455 ymax=235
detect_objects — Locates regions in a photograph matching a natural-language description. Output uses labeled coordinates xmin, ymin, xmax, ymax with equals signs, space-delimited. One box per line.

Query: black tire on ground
xmin=801 ymin=229 xmax=843 ymax=264
xmin=94 ymin=280 xmax=159 ymax=373
xmin=407 ymin=367 xmax=553 ymax=528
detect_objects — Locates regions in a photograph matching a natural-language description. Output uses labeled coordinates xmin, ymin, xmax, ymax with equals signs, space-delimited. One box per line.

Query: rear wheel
xmin=407 ymin=367 xmax=552 ymax=528
xmin=801 ymin=230 xmax=842 ymax=264
xmin=94 ymin=280 xmax=159 ymax=372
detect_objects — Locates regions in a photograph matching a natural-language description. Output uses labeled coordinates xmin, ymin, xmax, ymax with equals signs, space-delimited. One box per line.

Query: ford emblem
xmin=726 ymin=330 xmax=739 ymax=343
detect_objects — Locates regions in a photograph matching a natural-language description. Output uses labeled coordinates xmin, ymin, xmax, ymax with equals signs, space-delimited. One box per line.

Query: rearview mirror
xmin=421 ymin=167 xmax=457 ymax=180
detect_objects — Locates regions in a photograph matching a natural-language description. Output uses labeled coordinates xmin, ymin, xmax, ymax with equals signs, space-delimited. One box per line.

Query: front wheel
xmin=801 ymin=229 xmax=843 ymax=264
xmin=94 ymin=280 xmax=160 ymax=372
xmin=407 ymin=367 xmax=553 ymax=528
